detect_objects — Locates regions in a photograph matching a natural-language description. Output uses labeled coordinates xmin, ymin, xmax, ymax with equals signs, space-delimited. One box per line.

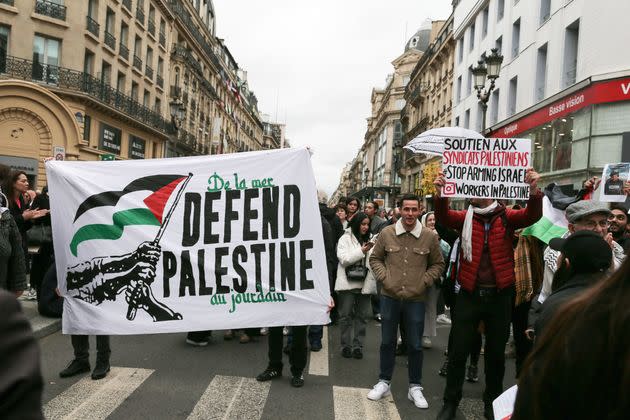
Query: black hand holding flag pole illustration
xmin=125 ymin=173 xmax=194 ymax=321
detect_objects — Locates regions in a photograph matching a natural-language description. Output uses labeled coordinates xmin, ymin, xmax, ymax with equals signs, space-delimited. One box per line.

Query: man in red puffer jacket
xmin=433 ymin=168 xmax=542 ymax=420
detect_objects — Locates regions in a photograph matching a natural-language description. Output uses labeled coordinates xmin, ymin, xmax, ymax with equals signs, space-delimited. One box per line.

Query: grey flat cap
xmin=565 ymin=200 xmax=611 ymax=223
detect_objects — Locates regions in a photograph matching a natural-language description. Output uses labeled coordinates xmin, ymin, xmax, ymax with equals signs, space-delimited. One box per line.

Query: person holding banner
xmin=433 ymin=168 xmax=543 ymax=420
xmin=367 ymin=194 xmax=445 ymax=410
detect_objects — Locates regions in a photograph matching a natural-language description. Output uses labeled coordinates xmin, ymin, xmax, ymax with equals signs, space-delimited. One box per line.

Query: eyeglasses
xmin=576 ymin=220 xmax=610 ymax=230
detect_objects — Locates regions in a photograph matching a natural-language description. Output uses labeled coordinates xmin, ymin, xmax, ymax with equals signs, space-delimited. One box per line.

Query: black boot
xmin=91 ymin=358 xmax=110 ymax=380
xmin=436 ymin=402 xmax=457 ymax=420
xmin=59 ymin=359 xmax=90 ymax=378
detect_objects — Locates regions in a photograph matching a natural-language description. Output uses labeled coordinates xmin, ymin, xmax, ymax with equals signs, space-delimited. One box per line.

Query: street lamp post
xmin=168 ymin=99 xmax=186 ymax=156
xmin=472 ymin=48 xmax=504 ymax=132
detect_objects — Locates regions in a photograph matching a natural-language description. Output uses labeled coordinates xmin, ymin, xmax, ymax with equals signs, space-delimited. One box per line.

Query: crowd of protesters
xmin=2 ymin=164 xmax=629 ymax=420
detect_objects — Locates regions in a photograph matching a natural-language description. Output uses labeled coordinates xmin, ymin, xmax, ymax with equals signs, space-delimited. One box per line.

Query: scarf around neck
xmin=461 ymin=201 xmax=499 ymax=262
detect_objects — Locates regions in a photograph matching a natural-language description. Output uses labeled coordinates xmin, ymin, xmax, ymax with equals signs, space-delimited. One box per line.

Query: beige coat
xmin=369 ymin=220 xmax=445 ymax=301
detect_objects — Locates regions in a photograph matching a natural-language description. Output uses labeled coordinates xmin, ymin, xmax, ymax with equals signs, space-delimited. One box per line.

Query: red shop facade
xmin=487 ymin=75 xmax=630 ymax=191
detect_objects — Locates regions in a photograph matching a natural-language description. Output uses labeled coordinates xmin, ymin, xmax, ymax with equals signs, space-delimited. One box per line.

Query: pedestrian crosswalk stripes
xmin=333 ymin=386 xmax=402 ymax=420
xmin=43 ymin=367 xmax=154 ymax=420
xmin=308 ymin=326 xmax=329 ymax=376
xmin=187 ymin=375 xmax=270 ymax=420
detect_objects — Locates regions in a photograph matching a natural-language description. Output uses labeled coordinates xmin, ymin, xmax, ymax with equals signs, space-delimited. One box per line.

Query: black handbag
xmin=345 ymin=258 xmax=368 ymax=281
xmin=27 ymin=224 xmax=53 ymax=245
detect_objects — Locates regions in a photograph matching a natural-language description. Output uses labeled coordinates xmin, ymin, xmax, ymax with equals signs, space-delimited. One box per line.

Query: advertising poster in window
xmin=441 ymin=137 xmax=531 ymax=200
xmin=600 ymin=163 xmax=630 ymax=202
xmin=129 ymin=135 xmax=146 ymax=159
xmin=100 ymin=123 xmax=122 ymax=154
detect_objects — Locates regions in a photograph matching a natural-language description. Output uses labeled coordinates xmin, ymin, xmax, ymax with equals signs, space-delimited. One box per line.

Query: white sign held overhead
xmin=441 ymin=137 xmax=531 ymax=200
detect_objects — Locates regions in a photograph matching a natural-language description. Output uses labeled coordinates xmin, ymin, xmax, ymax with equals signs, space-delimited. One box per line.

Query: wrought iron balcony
xmin=119 ymin=44 xmax=129 ymax=61
xmin=86 ymin=16 xmax=100 ymax=37
xmin=136 ymin=7 xmax=145 ymax=25
xmin=104 ymin=32 xmax=116 ymax=51
xmin=0 ymin=54 xmax=169 ymax=133
xmin=159 ymin=31 xmax=166 ymax=47
xmin=35 ymin=0 xmax=66 ymax=21
xmin=133 ymin=55 xmax=142 ymax=70
xmin=156 ymin=74 xmax=163 ymax=89
xmin=147 ymin=19 xmax=155 ymax=36
xmin=145 ymin=65 xmax=153 ymax=80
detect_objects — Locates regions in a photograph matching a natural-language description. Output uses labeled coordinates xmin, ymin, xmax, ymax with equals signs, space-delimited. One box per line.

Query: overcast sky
xmin=213 ymin=0 xmax=452 ymax=196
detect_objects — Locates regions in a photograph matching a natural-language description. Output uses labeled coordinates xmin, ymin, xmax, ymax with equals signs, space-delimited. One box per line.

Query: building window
xmin=495 ymin=36 xmax=503 ymax=55
xmin=375 ymin=127 xmax=388 ymax=186
xmin=466 ymin=66 xmax=473 ymax=96
xmin=482 ymin=6 xmax=489 ymax=38
xmin=457 ymin=37 xmax=464 ymax=63
xmin=456 ymin=75 xmax=462 ymax=103
xmin=508 ymin=76 xmax=518 ymax=117
xmin=464 ymin=109 xmax=471 ymax=129
xmin=497 ymin=0 xmax=505 ymax=21
xmin=116 ymin=72 xmax=125 ymax=91
xmin=1 ymin=25 xmax=10 ymax=57
xmin=146 ymin=46 xmax=153 ymax=68
xmin=154 ymin=97 xmax=161 ymax=114
xmin=469 ymin=23 xmax=475 ymax=51
xmin=83 ymin=49 xmax=94 ymax=75
xmin=535 ymin=43 xmax=548 ymax=101
xmin=490 ymin=89 xmax=500 ymax=125
xmin=100 ymin=61 xmax=111 ymax=85
xmin=120 ymin=22 xmax=129 ymax=46
xmin=563 ymin=19 xmax=579 ymax=88
xmin=512 ymin=18 xmax=521 ymax=58
xmin=83 ymin=115 xmax=91 ymax=142
xmin=455 ymin=116 xmax=460 ymax=127
xmin=143 ymin=90 xmax=150 ymax=107
xmin=32 ymin=34 xmax=60 ymax=83
xmin=540 ymin=0 xmax=551 ymax=25
xmin=131 ymin=81 xmax=138 ymax=101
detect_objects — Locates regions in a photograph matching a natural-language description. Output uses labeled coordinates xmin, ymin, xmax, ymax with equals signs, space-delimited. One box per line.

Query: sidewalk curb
xmin=33 ymin=319 xmax=62 ymax=339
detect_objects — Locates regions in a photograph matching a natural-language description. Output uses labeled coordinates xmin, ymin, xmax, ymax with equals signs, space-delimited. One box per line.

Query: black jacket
xmin=533 ymin=272 xmax=603 ymax=337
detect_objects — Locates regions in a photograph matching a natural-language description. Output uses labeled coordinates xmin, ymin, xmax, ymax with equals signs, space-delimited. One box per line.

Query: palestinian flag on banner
xmin=521 ymin=183 xmax=587 ymax=244
xmin=70 ymin=174 xmax=187 ymax=256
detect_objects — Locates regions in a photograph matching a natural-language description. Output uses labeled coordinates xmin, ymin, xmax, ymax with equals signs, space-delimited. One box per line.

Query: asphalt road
xmin=39 ymin=320 xmax=516 ymax=419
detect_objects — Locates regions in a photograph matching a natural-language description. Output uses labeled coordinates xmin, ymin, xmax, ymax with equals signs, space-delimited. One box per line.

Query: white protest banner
xmin=599 ymin=163 xmax=630 ymax=202
xmin=46 ymin=148 xmax=330 ymax=335
xmin=442 ymin=137 xmax=531 ymax=199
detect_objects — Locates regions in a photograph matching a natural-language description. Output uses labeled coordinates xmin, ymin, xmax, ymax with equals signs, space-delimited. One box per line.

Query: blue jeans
xmin=379 ymin=295 xmax=426 ymax=385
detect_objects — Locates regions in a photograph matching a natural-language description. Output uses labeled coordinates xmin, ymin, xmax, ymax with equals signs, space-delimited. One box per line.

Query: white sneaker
xmin=282 ymin=326 xmax=289 ymax=336
xmin=367 ymin=381 xmax=391 ymax=401
xmin=437 ymin=314 xmax=452 ymax=324
xmin=422 ymin=336 xmax=432 ymax=349
xmin=408 ymin=386 xmax=428 ymax=409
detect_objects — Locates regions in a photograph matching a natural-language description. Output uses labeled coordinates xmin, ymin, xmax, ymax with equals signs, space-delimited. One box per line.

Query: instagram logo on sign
xmin=443 ymin=182 xmax=456 ymax=196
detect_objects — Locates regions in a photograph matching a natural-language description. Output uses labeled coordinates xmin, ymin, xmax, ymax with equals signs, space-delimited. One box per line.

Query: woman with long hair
xmin=3 ymin=171 xmax=48 ymax=263
xmin=345 ymin=197 xmax=360 ymax=223
xmin=512 ymin=257 xmax=630 ymax=419
xmin=0 ymin=165 xmax=27 ymax=296
xmin=335 ymin=212 xmax=377 ymax=359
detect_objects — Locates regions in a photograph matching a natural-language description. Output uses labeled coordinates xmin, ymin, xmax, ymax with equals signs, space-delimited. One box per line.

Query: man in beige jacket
xmin=367 ymin=194 xmax=445 ymax=410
